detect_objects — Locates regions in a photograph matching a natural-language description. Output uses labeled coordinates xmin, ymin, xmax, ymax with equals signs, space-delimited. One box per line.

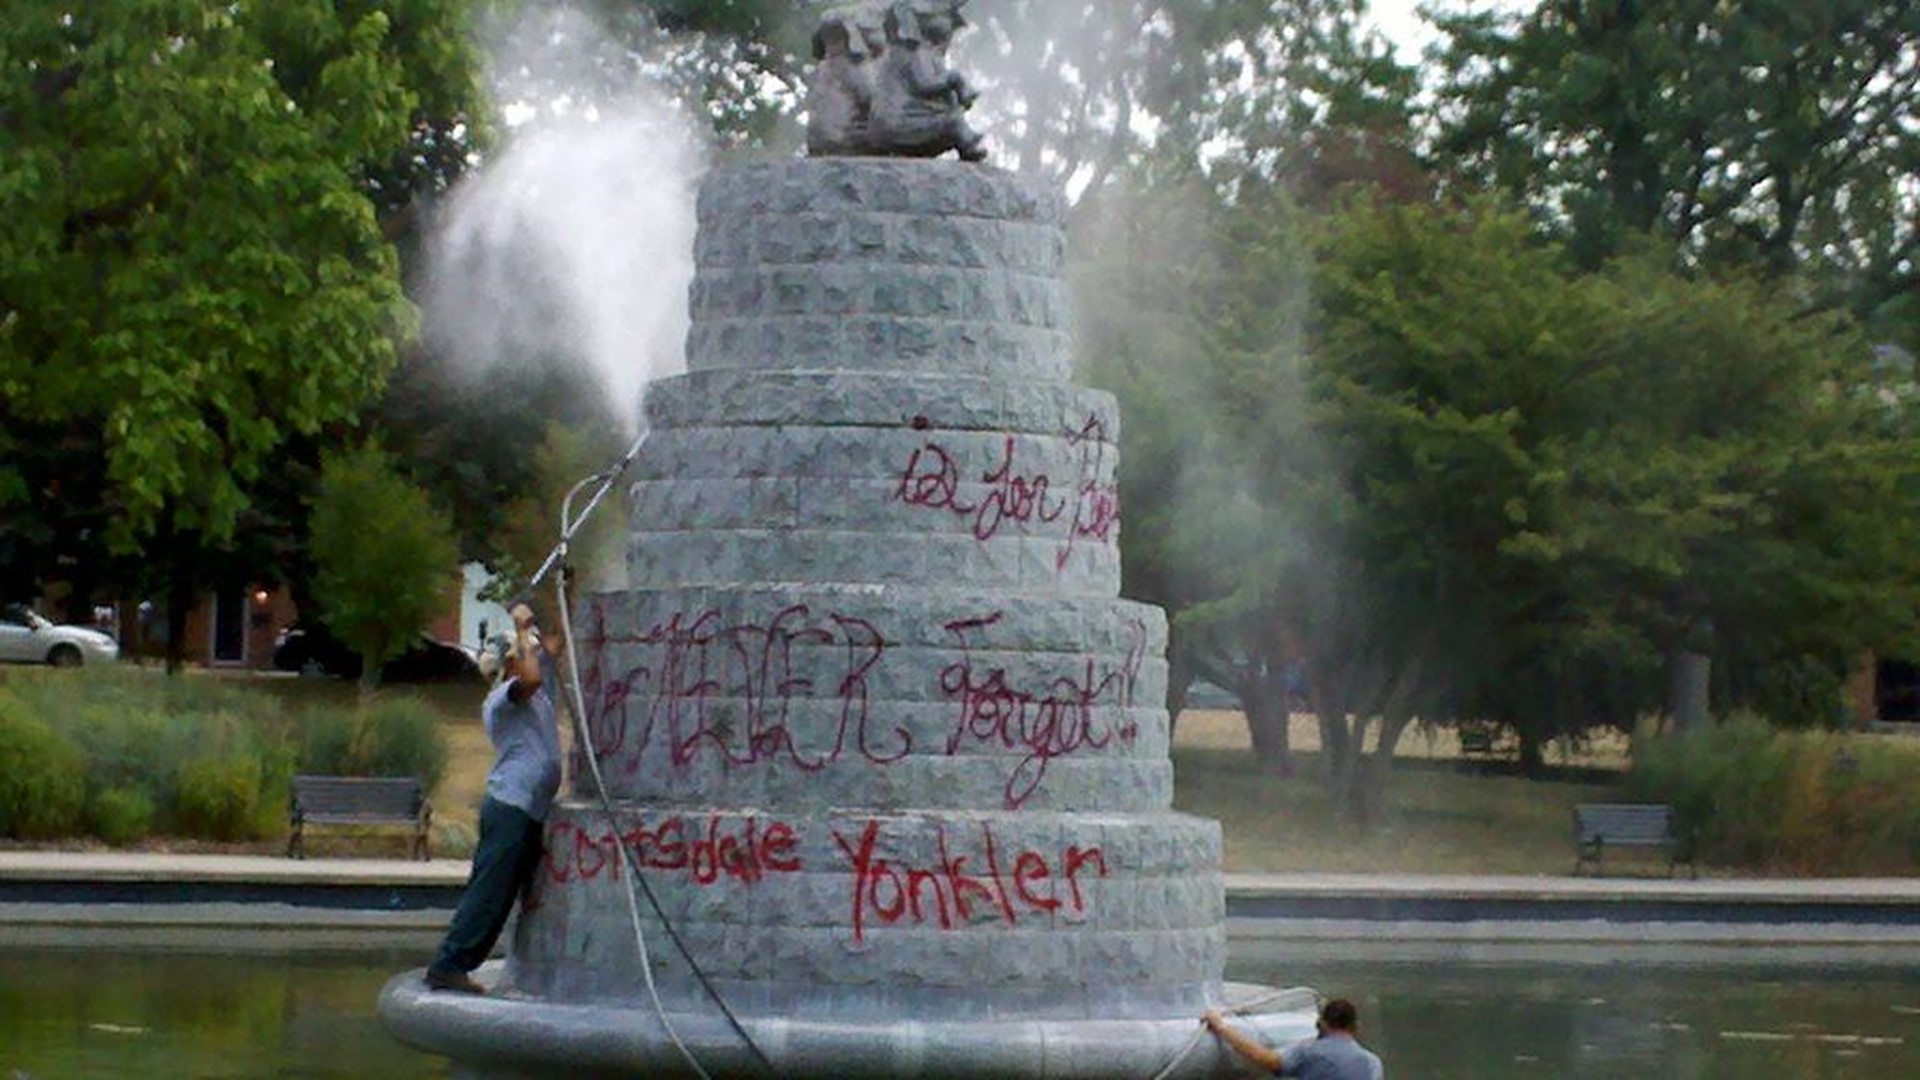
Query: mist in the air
xmin=423 ymin=2 xmax=707 ymax=433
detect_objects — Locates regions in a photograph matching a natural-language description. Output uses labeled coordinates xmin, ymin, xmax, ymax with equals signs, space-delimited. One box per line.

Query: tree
xmin=957 ymin=0 xmax=1415 ymax=200
xmin=1086 ymin=174 xmax=1920 ymax=820
xmin=1316 ymin=198 xmax=1920 ymax=766
xmin=1555 ymin=251 xmax=1920 ymax=731
xmin=479 ymin=0 xmax=806 ymax=155
xmin=1430 ymin=0 xmax=1920 ymax=323
xmin=1077 ymin=176 xmax=1361 ymax=779
xmin=1071 ymin=180 xmax=1225 ymax=729
xmin=309 ymin=445 xmax=460 ymax=691
xmin=0 ymin=0 xmax=484 ymax=667
xmin=1320 ymin=195 xmax=1635 ymax=780
xmin=378 ymin=333 xmax=627 ymax=569
xmin=1070 ymin=0 xmax=1422 ymax=772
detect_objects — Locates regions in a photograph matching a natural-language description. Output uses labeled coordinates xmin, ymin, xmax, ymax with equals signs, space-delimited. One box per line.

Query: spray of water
xmin=424 ymin=4 xmax=707 ymax=433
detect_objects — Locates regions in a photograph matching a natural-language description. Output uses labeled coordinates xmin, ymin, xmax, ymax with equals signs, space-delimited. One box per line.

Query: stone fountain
xmin=381 ymin=3 xmax=1316 ymax=1075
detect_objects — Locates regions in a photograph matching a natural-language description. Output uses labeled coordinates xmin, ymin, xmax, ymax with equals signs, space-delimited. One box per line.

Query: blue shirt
xmin=1278 ymin=1034 xmax=1384 ymax=1080
xmin=483 ymin=656 xmax=561 ymax=821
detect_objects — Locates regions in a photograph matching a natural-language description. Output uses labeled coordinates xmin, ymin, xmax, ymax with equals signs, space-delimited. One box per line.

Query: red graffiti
xmin=581 ymin=602 xmax=909 ymax=776
xmin=894 ymin=414 xmax=1122 ymax=571
xmin=938 ymin=612 xmax=1146 ymax=808
xmin=1058 ymin=414 xmax=1122 ymax=569
xmin=543 ymin=813 xmax=802 ymax=887
xmin=896 ymin=435 xmax=1066 ymax=540
xmin=834 ymin=818 xmax=1107 ymax=943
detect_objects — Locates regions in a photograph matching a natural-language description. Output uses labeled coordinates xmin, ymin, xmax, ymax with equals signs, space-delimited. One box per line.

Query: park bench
xmin=287 ymin=775 xmax=431 ymax=860
xmin=1573 ymin=802 xmax=1694 ymax=877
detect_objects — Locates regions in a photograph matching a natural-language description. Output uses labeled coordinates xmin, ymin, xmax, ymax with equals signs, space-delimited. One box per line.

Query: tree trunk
xmin=356 ymin=628 xmax=389 ymax=697
xmin=1320 ymin=709 xmax=1357 ymax=813
xmin=1165 ymin=637 xmax=1195 ymax=739
xmin=1242 ymin=686 xmax=1292 ymax=776
xmin=1663 ymin=606 xmax=1713 ymax=731
xmin=62 ymin=558 xmax=97 ymax=627
xmin=1666 ymin=647 xmax=1712 ymax=731
xmin=1347 ymin=711 xmax=1414 ymax=825
xmin=1517 ymin=726 xmax=1546 ymax=776
xmin=164 ymin=537 xmax=195 ymax=675
xmin=1318 ymin=700 xmax=1352 ymax=774
xmin=116 ymin=598 xmax=141 ymax=663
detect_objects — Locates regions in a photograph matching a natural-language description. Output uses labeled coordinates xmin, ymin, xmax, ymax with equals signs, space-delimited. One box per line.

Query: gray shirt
xmin=1277 ymin=1034 xmax=1384 ymax=1080
xmin=483 ymin=656 xmax=561 ymax=821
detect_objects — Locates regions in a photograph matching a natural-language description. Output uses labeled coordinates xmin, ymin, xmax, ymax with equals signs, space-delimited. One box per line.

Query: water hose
xmin=1147 ymin=984 xmax=1322 ymax=1080
xmin=536 ymin=436 xmax=777 ymax=1078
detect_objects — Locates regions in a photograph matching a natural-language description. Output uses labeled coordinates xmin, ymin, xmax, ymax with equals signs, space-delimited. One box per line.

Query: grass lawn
xmin=1170 ymin=710 xmax=1629 ymax=876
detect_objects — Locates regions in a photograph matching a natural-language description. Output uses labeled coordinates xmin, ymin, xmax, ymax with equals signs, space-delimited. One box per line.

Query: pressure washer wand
xmin=524 ymin=430 xmax=649 ymax=592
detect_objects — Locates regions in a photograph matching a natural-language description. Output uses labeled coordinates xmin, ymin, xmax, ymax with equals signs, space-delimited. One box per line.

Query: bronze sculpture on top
xmin=808 ymin=0 xmax=987 ymax=161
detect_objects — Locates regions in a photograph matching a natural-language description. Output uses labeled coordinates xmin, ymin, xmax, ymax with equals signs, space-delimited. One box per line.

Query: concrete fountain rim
xmin=380 ymin=966 xmax=1317 ymax=1079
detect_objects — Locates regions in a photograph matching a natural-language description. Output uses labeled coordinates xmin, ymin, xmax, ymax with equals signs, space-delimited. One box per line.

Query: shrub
xmin=0 ymin=670 xmax=459 ymax=845
xmin=175 ymin=754 xmax=270 ymax=842
xmin=352 ymin=697 xmax=449 ymax=791
xmin=435 ymin=819 xmax=477 ymax=860
xmin=1630 ymin=716 xmax=1920 ymax=873
xmin=295 ymin=708 xmax=358 ymax=776
xmin=89 ymin=787 xmax=155 ymax=846
xmin=9 ymin=668 xmax=294 ymax=840
xmin=294 ymin=696 xmax=449 ymax=792
xmin=0 ymin=694 xmax=87 ymax=839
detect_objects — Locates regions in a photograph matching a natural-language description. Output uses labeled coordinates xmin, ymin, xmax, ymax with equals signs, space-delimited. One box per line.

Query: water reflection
xmin=0 ymin=947 xmax=446 ymax=1079
xmin=2 ymin=945 xmax=1916 ymax=1078
xmin=1236 ymin=955 xmax=1920 ymax=1080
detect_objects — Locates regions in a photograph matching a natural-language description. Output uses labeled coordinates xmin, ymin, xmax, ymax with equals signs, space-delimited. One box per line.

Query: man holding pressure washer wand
xmin=425 ymin=601 xmax=563 ymax=995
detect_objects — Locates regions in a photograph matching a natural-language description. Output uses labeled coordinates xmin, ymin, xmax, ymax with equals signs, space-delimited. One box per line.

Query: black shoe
xmin=425 ymin=968 xmax=486 ymax=995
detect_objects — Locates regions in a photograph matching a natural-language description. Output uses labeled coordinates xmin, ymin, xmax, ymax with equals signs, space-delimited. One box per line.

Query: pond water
xmin=3 ymin=944 xmax=1917 ymax=1078
xmin=1251 ymin=951 xmax=1920 ymax=1080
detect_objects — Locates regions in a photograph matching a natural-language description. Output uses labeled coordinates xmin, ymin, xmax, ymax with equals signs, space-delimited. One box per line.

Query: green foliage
xmin=535 ymin=1 xmax=1414 ymax=198
xmin=174 ymin=755 xmax=274 ymax=843
xmin=352 ymin=697 xmax=449 ymax=791
xmin=88 ymin=787 xmax=156 ymax=847
xmin=1306 ymin=196 xmax=1920 ymax=751
xmin=0 ymin=694 xmax=86 ymax=839
xmin=0 ymin=669 xmax=450 ymax=843
xmin=1083 ymin=168 xmax=1920 ymax=826
xmin=1630 ymin=719 xmax=1920 ymax=873
xmin=309 ymin=445 xmax=460 ymax=688
xmin=296 ymin=709 xmax=359 ymax=779
xmin=1 ymin=668 xmax=294 ymax=842
xmin=963 ymin=0 xmax=1416 ymax=195
xmin=490 ymin=1 xmax=803 ymax=152
xmin=378 ymin=339 xmax=627 ymax=568
xmin=1430 ymin=0 xmax=1920 ymax=320
xmin=24 ymin=670 xmax=263 ymax=817
xmin=295 ymin=696 xmax=449 ymax=791
xmin=1559 ymin=251 xmax=1920 ymax=725
xmin=0 ymin=0 xmax=482 ymax=608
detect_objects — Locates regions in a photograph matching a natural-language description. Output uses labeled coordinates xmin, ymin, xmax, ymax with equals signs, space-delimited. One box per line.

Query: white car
xmin=0 ymin=606 xmax=120 ymax=667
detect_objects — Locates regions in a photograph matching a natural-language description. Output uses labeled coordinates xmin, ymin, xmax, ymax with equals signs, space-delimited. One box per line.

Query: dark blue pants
xmin=431 ymin=796 xmax=544 ymax=975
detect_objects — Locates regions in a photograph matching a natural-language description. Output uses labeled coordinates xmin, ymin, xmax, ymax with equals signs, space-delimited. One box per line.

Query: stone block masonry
xmin=506 ymin=159 xmax=1230 ymax=1027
